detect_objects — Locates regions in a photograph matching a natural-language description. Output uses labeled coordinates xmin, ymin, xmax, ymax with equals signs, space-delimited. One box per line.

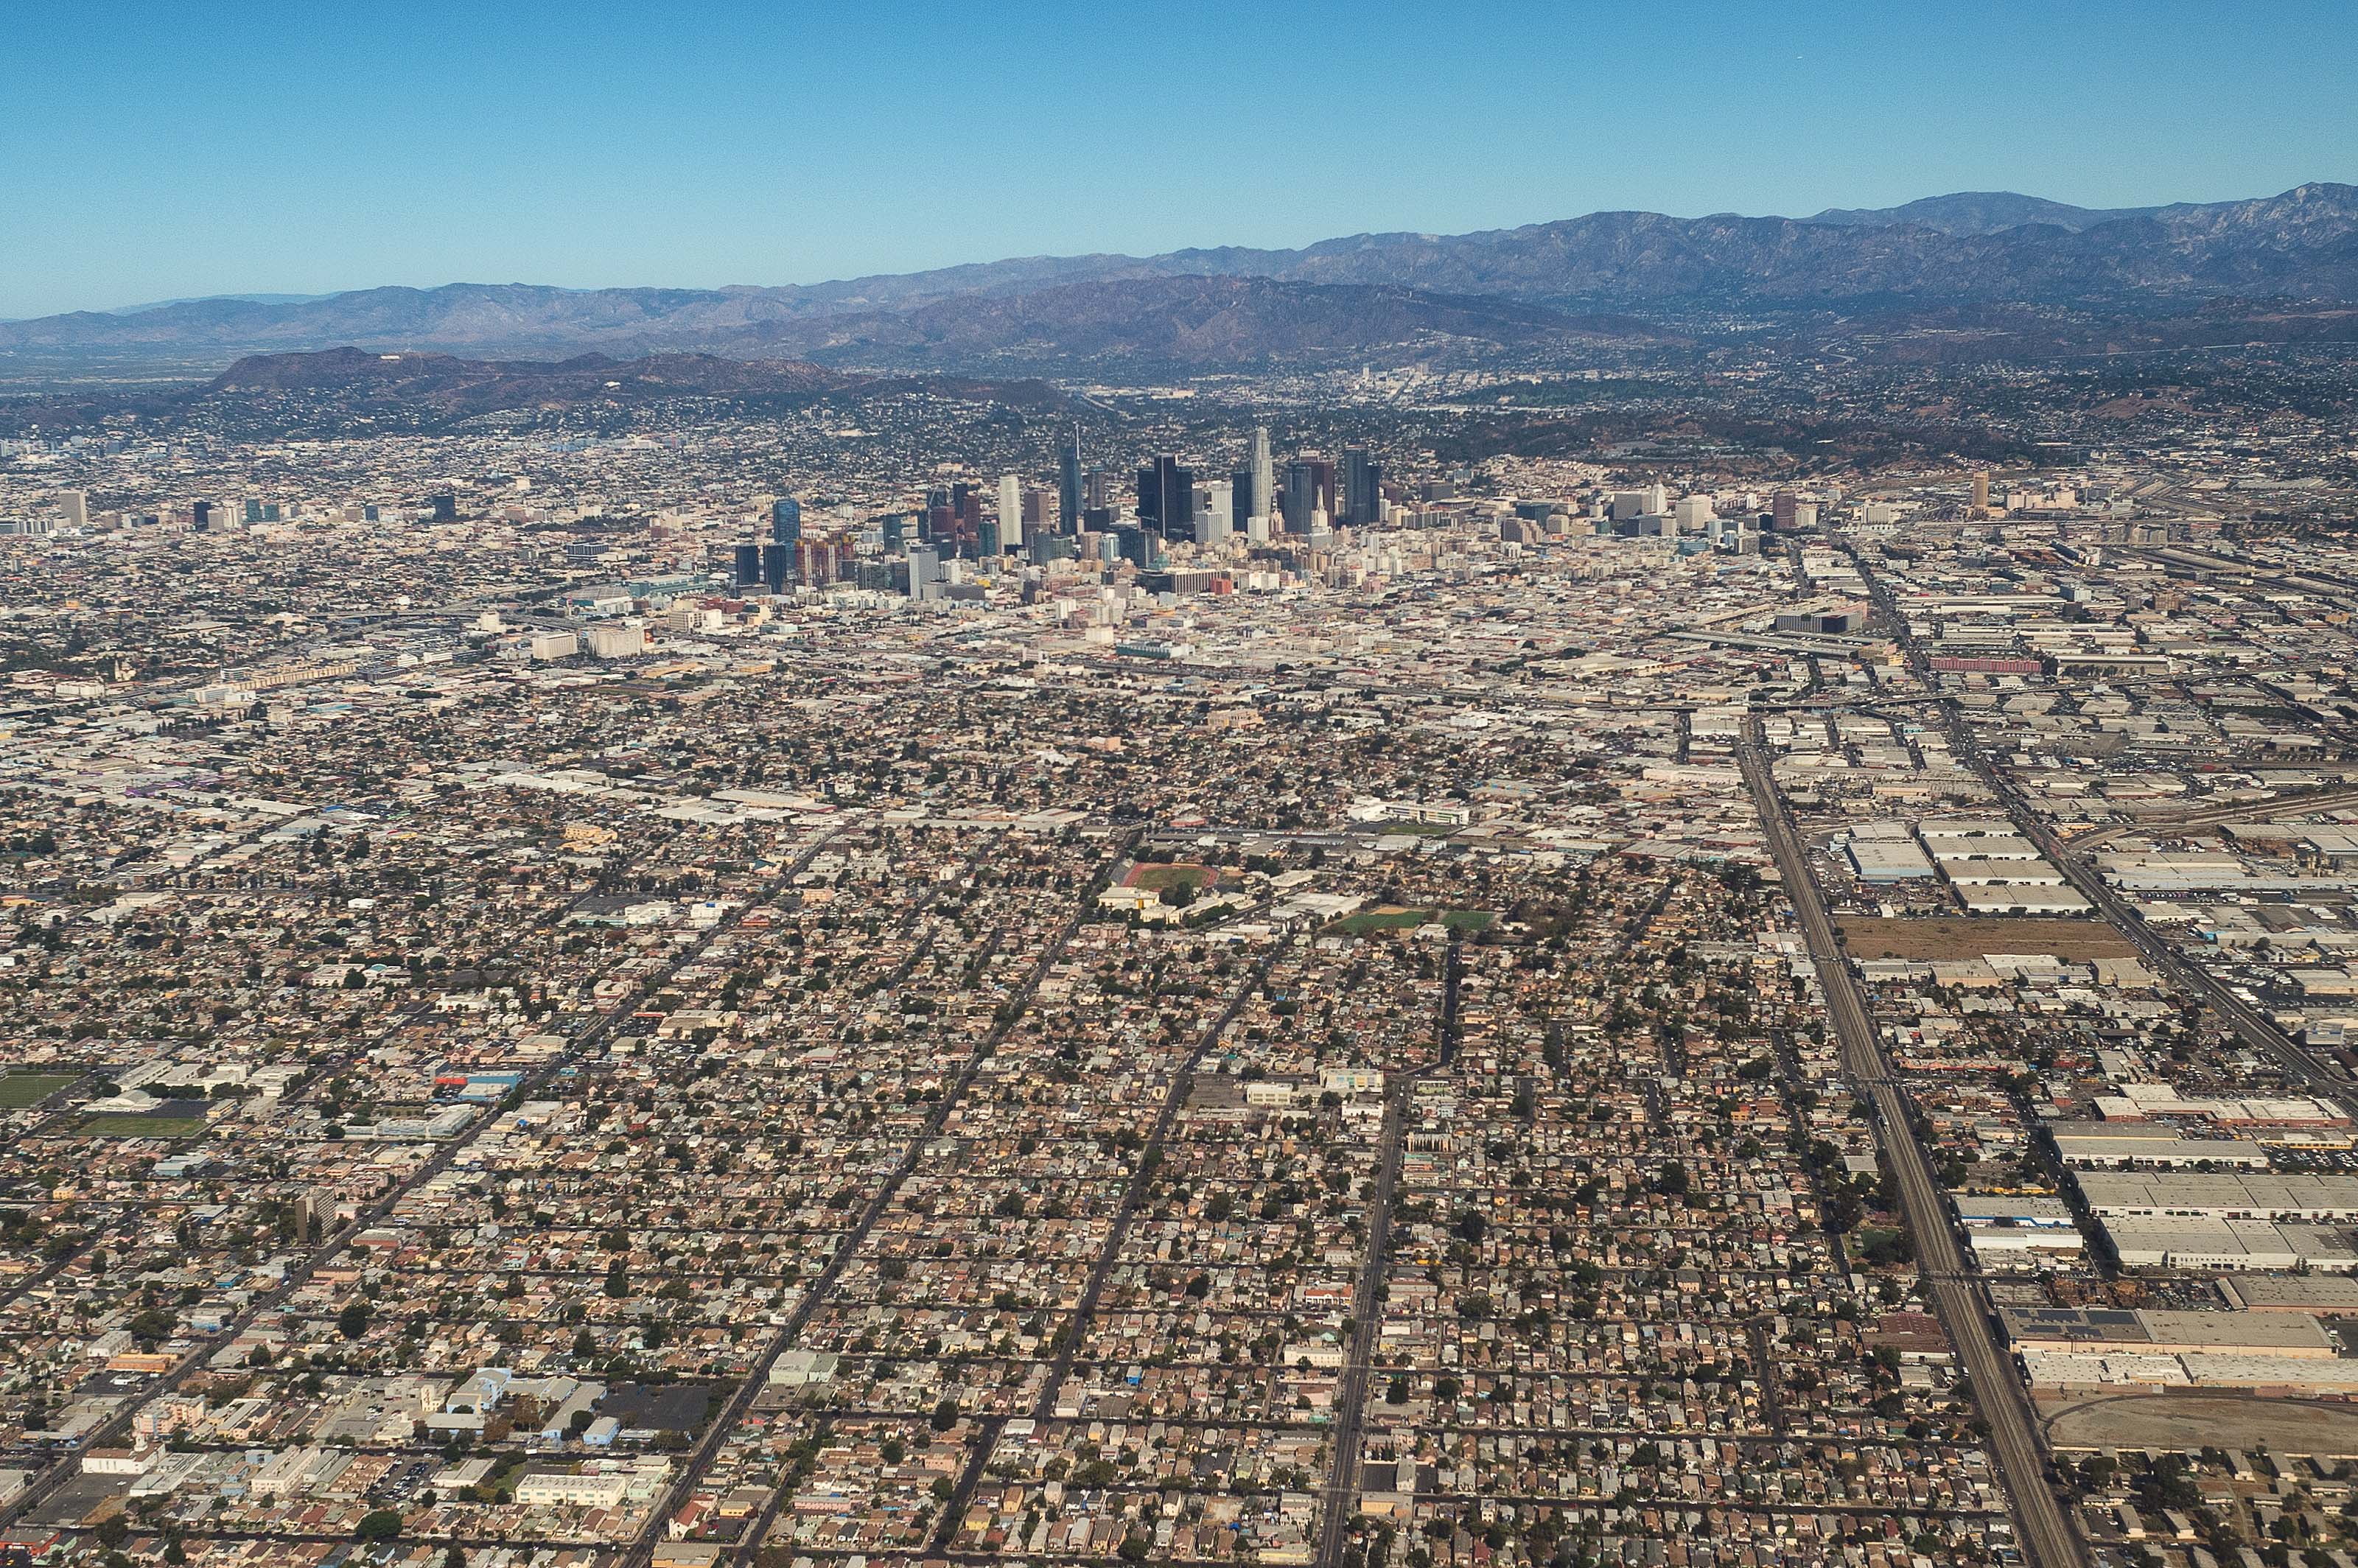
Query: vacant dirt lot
xmin=2043 ymin=1390 xmax=2358 ymax=1457
xmin=1838 ymin=917 xmax=2137 ymax=961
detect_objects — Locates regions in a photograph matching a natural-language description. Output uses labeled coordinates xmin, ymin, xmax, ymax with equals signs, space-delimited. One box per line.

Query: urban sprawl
xmin=2 ymin=371 xmax=2358 ymax=1568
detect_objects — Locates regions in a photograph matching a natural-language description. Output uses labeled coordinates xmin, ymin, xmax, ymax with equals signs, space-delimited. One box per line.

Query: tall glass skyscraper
xmin=771 ymin=495 xmax=802 ymax=545
xmin=1344 ymin=449 xmax=1383 ymax=526
xmin=1250 ymin=427 xmax=1274 ymax=528
xmin=1058 ymin=424 xmax=1083 ymax=536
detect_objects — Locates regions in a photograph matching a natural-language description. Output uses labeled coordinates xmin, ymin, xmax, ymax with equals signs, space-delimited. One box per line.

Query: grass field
xmin=78 ymin=1116 xmax=207 ymax=1140
xmin=0 ymin=1074 xmax=74 ymax=1109
xmin=1837 ymin=917 xmax=2135 ymax=961
xmin=1331 ymin=907 xmax=1496 ymax=936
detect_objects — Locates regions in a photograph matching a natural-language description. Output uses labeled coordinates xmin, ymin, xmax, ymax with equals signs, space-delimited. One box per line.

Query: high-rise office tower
xmin=1136 ymin=456 xmax=1194 ymax=541
xmin=1058 ymin=424 xmax=1083 ymax=535
xmin=998 ymin=473 xmax=1023 ymax=552
xmin=760 ymin=542 xmax=792 ymax=593
xmin=1203 ymin=480 xmax=1235 ymax=545
xmin=1282 ymin=458 xmax=1334 ymax=534
xmin=1250 ymin=427 xmax=1273 ymax=531
xmin=794 ymin=536 xmax=834 ymax=587
xmin=772 ymin=496 xmax=802 ymax=545
xmin=58 ymin=490 xmax=87 ymax=530
xmin=1970 ymin=471 xmax=1990 ymax=517
xmin=732 ymin=543 xmax=763 ymax=588
xmin=906 ymin=545 xmax=940 ymax=598
xmin=1343 ymin=449 xmax=1383 ymax=527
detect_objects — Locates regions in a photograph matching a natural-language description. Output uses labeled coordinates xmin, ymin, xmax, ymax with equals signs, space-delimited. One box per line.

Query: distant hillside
xmin=6 ymin=183 xmax=2357 ymax=372
xmin=1802 ymin=192 xmax=2166 ymax=234
xmin=758 ymin=275 xmax=1653 ymax=367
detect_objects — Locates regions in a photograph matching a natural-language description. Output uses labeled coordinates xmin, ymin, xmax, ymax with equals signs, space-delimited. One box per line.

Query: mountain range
xmin=6 ymin=183 xmax=2357 ymax=374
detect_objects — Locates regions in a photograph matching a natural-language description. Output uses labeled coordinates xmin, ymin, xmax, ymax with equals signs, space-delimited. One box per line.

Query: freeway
xmin=1738 ymin=728 xmax=2086 ymax=1568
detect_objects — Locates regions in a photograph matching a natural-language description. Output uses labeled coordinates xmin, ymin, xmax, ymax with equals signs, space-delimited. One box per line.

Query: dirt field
xmin=1128 ymin=863 xmax=1213 ymax=892
xmin=1837 ymin=917 xmax=2137 ymax=961
xmin=1330 ymin=908 xmax=1495 ymax=936
xmin=2043 ymin=1390 xmax=2358 ymax=1457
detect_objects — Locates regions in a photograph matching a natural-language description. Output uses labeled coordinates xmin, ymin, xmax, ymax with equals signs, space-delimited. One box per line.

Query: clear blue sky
xmin=4 ymin=0 xmax=2352 ymax=319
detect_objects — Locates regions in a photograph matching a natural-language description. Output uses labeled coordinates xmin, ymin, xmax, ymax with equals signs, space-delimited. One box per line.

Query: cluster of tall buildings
xmin=1108 ymin=427 xmax=1383 ymax=554
xmin=729 ymin=427 xmax=1390 ymax=593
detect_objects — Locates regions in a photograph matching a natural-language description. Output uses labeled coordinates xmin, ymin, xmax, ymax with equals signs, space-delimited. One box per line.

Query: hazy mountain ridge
xmin=758 ymin=275 xmax=1656 ymax=366
xmin=1802 ymin=192 xmax=2165 ymax=233
xmin=5 ymin=183 xmax=2356 ymax=371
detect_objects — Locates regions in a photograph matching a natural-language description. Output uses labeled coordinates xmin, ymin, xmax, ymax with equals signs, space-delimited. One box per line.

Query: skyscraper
xmin=1250 ymin=427 xmax=1273 ymax=531
xmin=1282 ymin=458 xmax=1334 ymax=534
xmin=1136 ymin=456 xmax=1194 ymax=541
xmin=1203 ymin=480 xmax=1234 ymax=545
xmin=906 ymin=544 xmax=940 ymax=598
xmin=732 ymin=543 xmax=763 ymax=589
xmin=772 ymin=496 xmax=802 ymax=545
xmin=1970 ymin=471 xmax=1990 ymax=517
xmin=1343 ymin=449 xmax=1383 ymax=527
xmin=57 ymin=490 xmax=86 ymax=530
xmin=1058 ymin=424 xmax=1083 ymax=536
xmin=998 ymin=473 xmax=1023 ymax=552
